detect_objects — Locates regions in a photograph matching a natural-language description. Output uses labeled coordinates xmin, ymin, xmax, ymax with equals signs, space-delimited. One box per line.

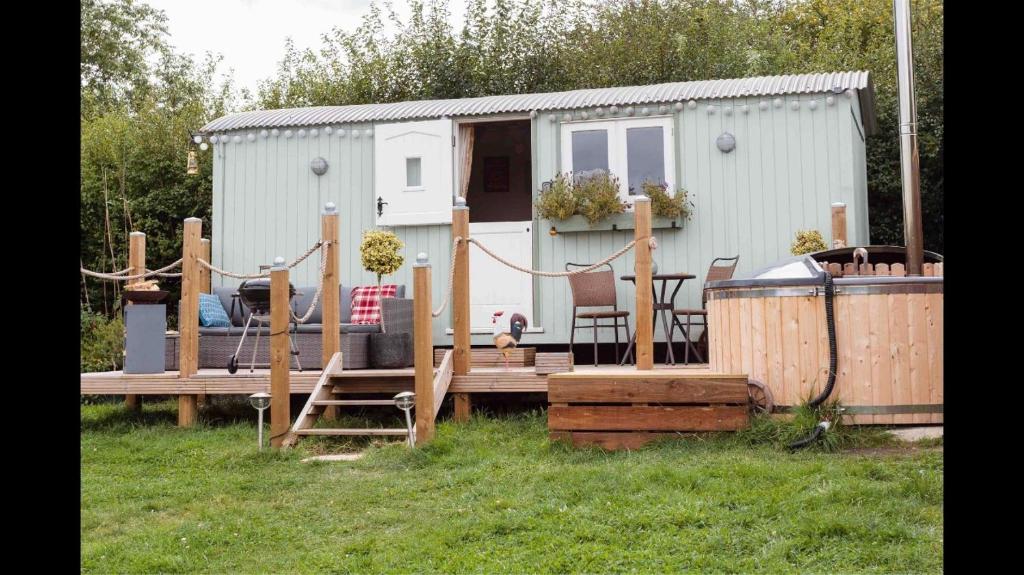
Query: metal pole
xmin=894 ymin=0 xmax=924 ymax=276
xmin=257 ymin=408 xmax=264 ymax=450
xmin=403 ymin=409 xmax=415 ymax=448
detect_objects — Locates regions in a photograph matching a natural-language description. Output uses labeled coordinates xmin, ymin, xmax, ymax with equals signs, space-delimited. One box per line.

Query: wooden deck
xmin=80 ymin=363 xmax=717 ymax=395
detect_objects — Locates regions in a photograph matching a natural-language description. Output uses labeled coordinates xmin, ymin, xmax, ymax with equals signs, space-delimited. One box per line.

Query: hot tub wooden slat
xmin=850 ymin=294 xmax=873 ymax=424
xmin=765 ymin=296 xmax=783 ymax=401
xmin=869 ymin=290 xmax=894 ymax=424
xmin=751 ymin=298 xmax=766 ymax=389
xmin=926 ymin=292 xmax=943 ymax=424
xmin=798 ymin=295 xmax=820 ymax=403
xmin=908 ymin=293 xmax=931 ymax=425
xmin=781 ymin=297 xmax=800 ymax=406
xmin=739 ymin=297 xmax=753 ymax=377
xmin=888 ymin=293 xmax=913 ymax=424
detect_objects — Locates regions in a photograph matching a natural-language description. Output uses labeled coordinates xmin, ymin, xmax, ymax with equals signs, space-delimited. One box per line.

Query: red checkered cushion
xmin=350 ymin=284 xmax=397 ymax=325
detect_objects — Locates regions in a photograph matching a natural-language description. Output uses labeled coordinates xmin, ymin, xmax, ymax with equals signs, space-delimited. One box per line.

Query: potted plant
xmin=359 ymin=230 xmax=410 ymax=368
xmin=790 ymin=230 xmax=827 ymax=255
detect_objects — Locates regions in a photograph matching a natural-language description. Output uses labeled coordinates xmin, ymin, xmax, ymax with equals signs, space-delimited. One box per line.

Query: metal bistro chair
xmin=566 ymin=262 xmax=632 ymax=367
xmin=670 ymin=256 xmax=739 ymax=364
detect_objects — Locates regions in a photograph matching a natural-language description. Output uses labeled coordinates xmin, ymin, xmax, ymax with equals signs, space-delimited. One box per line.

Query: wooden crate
xmin=434 ymin=347 xmax=535 ymax=368
xmin=547 ymin=372 xmax=749 ymax=450
xmin=535 ymin=352 xmax=573 ymax=375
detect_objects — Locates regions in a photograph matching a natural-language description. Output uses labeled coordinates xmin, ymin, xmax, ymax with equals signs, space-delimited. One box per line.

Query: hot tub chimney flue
xmin=894 ymin=0 xmax=924 ymax=276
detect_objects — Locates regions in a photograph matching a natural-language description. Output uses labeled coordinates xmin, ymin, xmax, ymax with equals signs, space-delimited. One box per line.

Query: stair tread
xmin=295 ymin=428 xmax=408 ymax=436
xmin=312 ymin=400 xmax=395 ymax=406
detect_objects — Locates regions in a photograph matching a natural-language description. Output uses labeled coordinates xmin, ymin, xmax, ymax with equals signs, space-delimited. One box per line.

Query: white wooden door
xmin=374 ymin=119 xmax=453 ymax=226
xmin=468 ymin=221 xmax=533 ymax=331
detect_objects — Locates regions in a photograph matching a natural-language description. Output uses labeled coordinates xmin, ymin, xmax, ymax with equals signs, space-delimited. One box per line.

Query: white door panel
xmin=468 ymin=221 xmax=533 ymax=331
xmin=374 ymin=119 xmax=453 ymax=226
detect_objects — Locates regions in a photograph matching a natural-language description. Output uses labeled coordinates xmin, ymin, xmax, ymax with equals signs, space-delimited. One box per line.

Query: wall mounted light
xmin=310 ymin=157 xmax=328 ymax=176
xmin=716 ymin=132 xmax=736 ymax=153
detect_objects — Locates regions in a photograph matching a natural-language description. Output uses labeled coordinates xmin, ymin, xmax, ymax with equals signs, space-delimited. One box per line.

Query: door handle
xmin=377 ymin=196 xmax=388 ymax=217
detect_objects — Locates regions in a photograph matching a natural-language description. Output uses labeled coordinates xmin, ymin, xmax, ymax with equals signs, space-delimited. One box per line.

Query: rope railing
xmin=79 ymin=259 xmax=183 ymax=281
xmin=429 ymin=235 xmax=656 ymax=318
xmin=291 ymin=240 xmax=331 ymax=324
xmin=467 ymin=236 xmax=655 ymax=277
xmin=197 ymin=240 xmax=326 ymax=280
xmin=432 ymin=236 xmax=462 ymax=318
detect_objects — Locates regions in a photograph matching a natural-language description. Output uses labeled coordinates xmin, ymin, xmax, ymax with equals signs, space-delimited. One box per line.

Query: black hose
xmin=788 ymin=270 xmax=838 ymax=451
xmin=789 ymin=421 xmax=830 ymax=451
xmin=808 ymin=272 xmax=837 ymax=408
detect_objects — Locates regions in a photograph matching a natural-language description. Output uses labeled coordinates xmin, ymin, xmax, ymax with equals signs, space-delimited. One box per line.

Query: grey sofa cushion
xmin=213 ymin=286 xmax=250 ymax=327
xmin=293 ymin=323 xmax=381 ymax=334
xmin=198 ymin=325 xmax=272 ymax=336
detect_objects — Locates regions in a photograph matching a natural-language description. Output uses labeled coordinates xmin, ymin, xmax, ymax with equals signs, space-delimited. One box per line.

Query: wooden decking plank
xmin=548 ymin=377 xmax=748 ymax=403
xmin=548 ymin=405 xmax=748 ymax=431
xmin=295 ymin=428 xmax=408 ymax=436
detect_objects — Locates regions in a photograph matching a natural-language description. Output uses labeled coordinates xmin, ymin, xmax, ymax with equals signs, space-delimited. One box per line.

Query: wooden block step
xmin=434 ymin=347 xmax=535 ymax=368
xmin=549 ymin=405 xmax=748 ymax=432
xmin=295 ymin=428 xmax=408 ymax=436
xmin=551 ymin=431 xmax=667 ymax=450
xmin=535 ymin=352 xmax=573 ymax=375
xmin=312 ymin=400 xmax=395 ymax=406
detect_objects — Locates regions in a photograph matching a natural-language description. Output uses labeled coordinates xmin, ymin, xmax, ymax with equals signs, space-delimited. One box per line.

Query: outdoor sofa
xmin=166 ymin=285 xmax=413 ymax=371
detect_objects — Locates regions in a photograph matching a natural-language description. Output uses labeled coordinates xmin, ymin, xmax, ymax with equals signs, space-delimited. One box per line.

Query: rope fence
xmin=430 ymin=235 xmax=656 ymax=318
xmin=79 ymin=259 xmax=183 ymax=281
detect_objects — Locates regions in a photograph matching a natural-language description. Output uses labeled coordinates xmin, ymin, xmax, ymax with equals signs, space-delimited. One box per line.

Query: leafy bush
xmin=791 ymin=230 xmax=827 ymax=255
xmin=81 ymin=308 xmax=124 ymax=373
xmin=574 ymin=172 xmax=626 ymax=224
xmin=643 ymin=181 xmax=694 ymax=220
xmin=535 ymin=172 xmax=627 ymax=224
xmin=534 ymin=173 xmax=577 ymax=221
xmin=359 ymin=230 xmax=405 ymax=286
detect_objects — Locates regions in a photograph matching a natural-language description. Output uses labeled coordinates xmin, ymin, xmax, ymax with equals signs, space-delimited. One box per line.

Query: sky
xmin=147 ymin=0 xmax=468 ymax=95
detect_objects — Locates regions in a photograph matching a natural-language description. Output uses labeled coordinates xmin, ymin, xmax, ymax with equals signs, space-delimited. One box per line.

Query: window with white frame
xmin=560 ymin=116 xmax=675 ymax=204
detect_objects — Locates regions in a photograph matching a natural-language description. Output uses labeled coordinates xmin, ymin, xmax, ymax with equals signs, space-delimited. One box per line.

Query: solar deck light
xmin=249 ymin=392 xmax=271 ymax=450
xmin=393 ymin=391 xmax=416 ymax=447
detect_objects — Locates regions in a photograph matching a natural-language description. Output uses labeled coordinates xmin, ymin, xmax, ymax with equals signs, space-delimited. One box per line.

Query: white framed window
xmin=405 ymin=156 xmax=424 ymax=191
xmin=560 ymin=116 xmax=675 ymax=204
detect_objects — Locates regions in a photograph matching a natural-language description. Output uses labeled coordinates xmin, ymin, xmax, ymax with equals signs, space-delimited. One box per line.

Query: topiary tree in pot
xmin=359 ymin=230 xmax=411 ymax=367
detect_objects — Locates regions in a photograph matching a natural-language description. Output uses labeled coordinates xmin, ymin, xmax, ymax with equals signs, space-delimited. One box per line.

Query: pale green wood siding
xmin=211 ymin=91 xmax=869 ymax=346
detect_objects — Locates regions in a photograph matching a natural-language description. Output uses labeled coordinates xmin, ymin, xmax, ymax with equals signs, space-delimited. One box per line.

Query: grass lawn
xmin=81 ymin=399 xmax=942 ymax=573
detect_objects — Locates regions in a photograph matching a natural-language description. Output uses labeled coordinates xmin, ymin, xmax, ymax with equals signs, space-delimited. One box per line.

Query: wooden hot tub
xmin=706 ymin=252 xmax=943 ymax=424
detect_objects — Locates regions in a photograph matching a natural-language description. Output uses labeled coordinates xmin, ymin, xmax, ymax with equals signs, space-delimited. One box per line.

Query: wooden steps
xmin=295 ymin=428 xmax=408 ymax=436
xmin=283 ymin=351 xmax=455 ymax=448
xmin=311 ymin=399 xmax=394 ymax=406
xmin=547 ymin=371 xmax=750 ymax=450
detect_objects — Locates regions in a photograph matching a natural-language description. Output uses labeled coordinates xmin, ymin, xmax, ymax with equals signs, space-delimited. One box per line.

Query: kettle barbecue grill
xmin=226 ymin=278 xmax=303 ymax=374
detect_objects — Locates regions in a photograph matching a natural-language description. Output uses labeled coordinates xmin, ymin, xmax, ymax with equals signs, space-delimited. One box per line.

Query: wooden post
xmin=199 ymin=238 xmax=212 ymax=294
xmin=321 ymin=202 xmax=340 ymax=420
xmin=197 ymin=238 xmax=211 ymax=406
xmin=634 ymin=196 xmax=654 ymax=370
xmin=270 ymin=257 xmax=291 ymax=448
xmin=831 ymin=203 xmax=848 ymax=249
xmin=125 ymin=231 xmax=145 ymax=412
xmin=178 ymin=218 xmax=201 ymax=426
xmin=454 ymin=394 xmax=472 ymax=422
xmin=452 ymin=197 xmax=471 ymax=375
xmin=413 ymin=253 xmax=435 ymax=445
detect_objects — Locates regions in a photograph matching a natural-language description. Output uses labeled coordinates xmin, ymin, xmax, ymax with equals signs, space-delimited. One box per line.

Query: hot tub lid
xmin=708 ymin=255 xmax=826 ymax=288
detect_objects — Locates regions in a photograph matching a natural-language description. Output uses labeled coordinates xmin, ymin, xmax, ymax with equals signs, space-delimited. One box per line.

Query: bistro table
xmin=619 ymin=273 xmax=698 ymax=365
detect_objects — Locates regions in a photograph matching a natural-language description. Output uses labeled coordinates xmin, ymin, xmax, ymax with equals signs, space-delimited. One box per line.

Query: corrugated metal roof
xmin=201 ymin=71 xmax=876 ymax=134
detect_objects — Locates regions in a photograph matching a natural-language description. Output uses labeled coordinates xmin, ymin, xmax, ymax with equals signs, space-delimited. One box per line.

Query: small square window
xmin=406 ymin=157 xmax=422 ymax=188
